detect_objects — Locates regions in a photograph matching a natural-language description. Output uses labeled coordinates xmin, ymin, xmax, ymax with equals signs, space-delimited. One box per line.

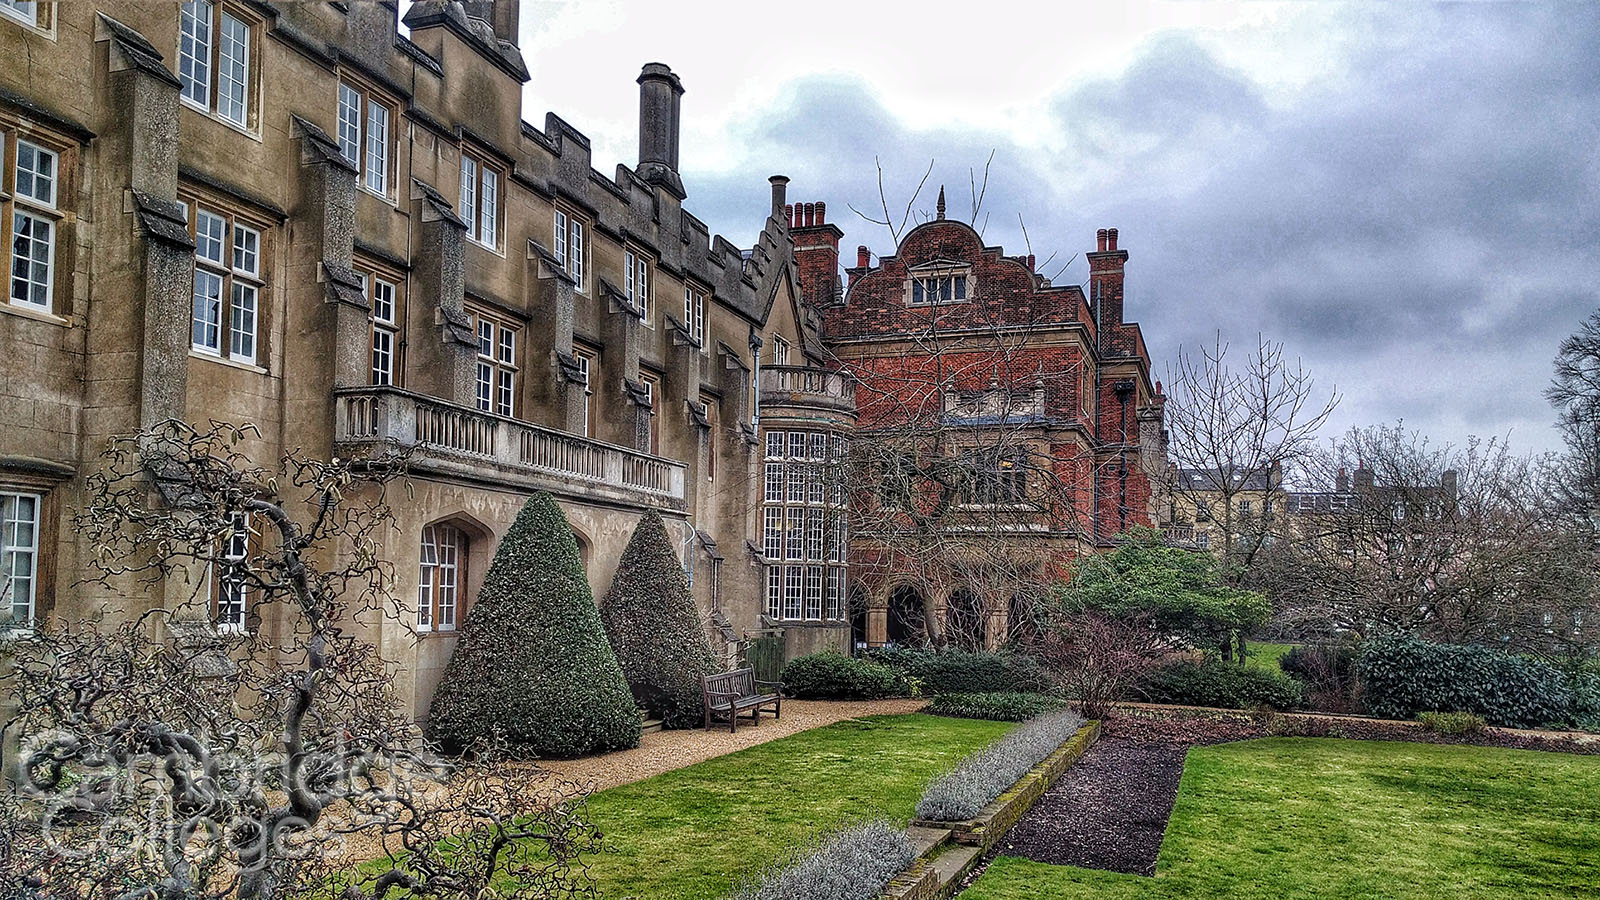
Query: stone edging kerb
xmin=881 ymin=719 xmax=1103 ymax=900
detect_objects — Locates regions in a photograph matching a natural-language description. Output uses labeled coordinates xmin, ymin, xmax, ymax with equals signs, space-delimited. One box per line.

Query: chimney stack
xmin=788 ymin=192 xmax=844 ymax=309
xmin=1336 ymin=467 xmax=1349 ymax=492
xmin=1087 ymin=226 xmax=1130 ymax=339
xmin=770 ymin=175 xmax=789 ymax=220
xmin=461 ymin=0 xmax=519 ymax=46
xmin=637 ymin=63 xmax=686 ymax=199
xmin=857 ymin=246 xmax=870 ymax=268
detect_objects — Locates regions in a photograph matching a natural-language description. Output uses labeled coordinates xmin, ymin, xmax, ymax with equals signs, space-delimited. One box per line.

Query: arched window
xmin=418 ymin=523 xmax=465 ymax=632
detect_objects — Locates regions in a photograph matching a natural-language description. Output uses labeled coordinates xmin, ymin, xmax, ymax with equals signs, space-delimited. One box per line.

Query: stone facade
xmin=802 ymin=209 xmax=1166 ymax=649
xmin=0 ymin=1 xmax=852 ymax=720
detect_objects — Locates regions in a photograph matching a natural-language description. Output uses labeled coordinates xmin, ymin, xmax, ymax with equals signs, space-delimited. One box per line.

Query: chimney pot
xmin=769 ymin=176 xmax=789 ymax=220
xmin=1028 ymin=254 xmax=1035 ymax=272
xmin=857 ymin=245 xmax=870 ymax=268
xmin=1107 ymin=227 xmax=1119 ymax=251
xmin=1096 ymin=228 xmax=1107 ymax=251
xmin=816 ymin=201 xmax=826 ymax=224
xmin=804 ymin=203 xmax=815 ymax=227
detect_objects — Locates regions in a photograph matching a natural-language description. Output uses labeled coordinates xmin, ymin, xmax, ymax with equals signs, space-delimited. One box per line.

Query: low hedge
xmin=927 ymin=692 xmax=1066 ymax=722
xmin=862 ymin=648 xmax=1053 ymax=695
xmin=1359 ymin=635 xmax=1583 ymax=728
xmin=780 ymin=653 xmax=910 ymax=700
xmin=729 ymin=820 xmax=914 ymax=900
xmin=1140 ymin=658 xmax=1305 ymax=710
xmin=916 ymin=709 xmax=1086 ymax=821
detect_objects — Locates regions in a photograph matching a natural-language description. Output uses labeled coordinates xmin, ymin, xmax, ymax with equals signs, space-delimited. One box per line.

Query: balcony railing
xmin=334 ymin=387 xmax=685 ymax=503
xmin=759 ymin=365 xmax=855 ymax=415
xmin=1161 ymin=524 xmax=1199 ymax=548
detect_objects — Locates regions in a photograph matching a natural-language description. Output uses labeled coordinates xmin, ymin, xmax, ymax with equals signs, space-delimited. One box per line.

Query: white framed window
xmin=553 ymin=208 xmax=586 ymax=291
xmin=186 ymin=200 xmax=264 ymax=365
xmin=770 ymin=334 xmax=791 ymax=366
xmin=765 ymin=565 xmax=782 ymax=620
xmin=684 ymin=285 xmax=706 ymax=347
xmin=459 ymin=149 xmax=500 ymax=249
xmin=573 ymin=346 xmax=597 ymax=437
xmin=625 ymin=248 xmax=650 ymax=324
xmin=640 ymin=372 xmax=660 ymax=454
xmin=470 ymin=307 xmax=518 ymax=417
xmin=179 ymin=2 xmax=254 ymax=129
xmin=356 ymin=268 xmax=402 ymax=386
xmin=212 ymin=511 xmax=250 ymax=632
xmin=762 ymin=428 xmax=849 ymax=622
xmin=1 ymin=491 xmax=40 ymax=632
xmin=0 ymin=1 xmax=39 ymax=27
xmin=908 ymin=269 xmax=970 ymax=306
xmin=337 ymin=80 xmax=394 ymax=198
xmin=417 ymin=524 xmax=463 ymax=632
xmin=6 ymin=136 xmax=61 ymax=312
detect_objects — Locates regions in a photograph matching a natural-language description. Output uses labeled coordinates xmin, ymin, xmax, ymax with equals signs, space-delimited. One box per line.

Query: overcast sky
xmin=503 ymin=1 xmax=1599 ymax=456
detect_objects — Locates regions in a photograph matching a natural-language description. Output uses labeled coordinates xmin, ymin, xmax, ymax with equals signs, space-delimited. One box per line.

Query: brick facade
xmin=804 ymin=211 xmax=1167 ymax=648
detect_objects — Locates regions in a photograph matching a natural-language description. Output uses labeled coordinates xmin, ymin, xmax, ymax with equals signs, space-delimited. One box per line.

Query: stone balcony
xmin=758 ymin=365 xmax=856 ymax=419
xmin=333 ymin=387 xmax=687 ymax=510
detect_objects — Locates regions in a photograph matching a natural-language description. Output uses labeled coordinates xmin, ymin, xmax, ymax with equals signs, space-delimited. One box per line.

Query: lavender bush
xmin=915 ymin=709 xmax=1086 ymax=821
xmin=728 ymin=820 xmax=915 ymax=900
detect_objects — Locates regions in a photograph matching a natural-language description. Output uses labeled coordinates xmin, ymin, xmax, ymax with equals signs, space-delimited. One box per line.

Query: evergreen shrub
xmin=861 ymin=648 xmax=1053 ymax=695
xmin=599 ymin=510 xmax=719 ymax=728
xmin=425 ymin=493 xmax=640 ymax=758
xmin=1140 ymin=658 xmax=1305 ymax=710
xmin=780 ymin=652 xmax=909 ymax=700
xmin=1358 ymin=635 xmax=1574 ymax=728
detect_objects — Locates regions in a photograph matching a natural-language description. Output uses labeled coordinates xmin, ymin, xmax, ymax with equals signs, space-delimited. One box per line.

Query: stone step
xmin=641 ymin=718 xmax=664 ymax=734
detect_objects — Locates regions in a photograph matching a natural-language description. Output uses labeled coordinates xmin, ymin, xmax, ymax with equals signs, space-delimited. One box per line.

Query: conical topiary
xmin=600 ymin=510 xmax=719 ymax=729
xmin=426 ymin=492 xmax=640 ymax=758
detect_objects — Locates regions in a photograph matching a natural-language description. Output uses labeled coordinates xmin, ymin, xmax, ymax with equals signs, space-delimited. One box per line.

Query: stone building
xmin=1165 ymin=464 xmax=1285 ymax=553
xmin=797 ymin=200 xmax=1167 ymax=649
xmin=0 ymin=0 xmax=853 ymax=720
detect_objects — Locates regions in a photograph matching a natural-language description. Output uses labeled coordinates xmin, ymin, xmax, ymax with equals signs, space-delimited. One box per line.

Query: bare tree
xmin=1037 ymin=610 xmax=1164 ymax=720
xmin=1 ymin=421 xmax=602 ymax=900
xmin=1547 ymin=309 xmax=1600 ymax=518
xmin=1163 ymin=334 xmax=1339 ymax=630
xmin=1261 ymin=423 xmax=1600 ymax=661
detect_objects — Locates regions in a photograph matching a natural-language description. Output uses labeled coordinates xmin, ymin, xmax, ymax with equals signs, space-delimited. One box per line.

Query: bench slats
xmin=701 ymin=667 xmax=782 ymax=733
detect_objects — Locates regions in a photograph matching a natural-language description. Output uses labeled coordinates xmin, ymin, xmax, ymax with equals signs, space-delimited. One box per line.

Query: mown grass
xmin=567 ymin=713 xmax=1012 ymax=900
xmin=962 ymin=738 xmax=1600 ymax=899
xmin=1243 ymin=640 xmax=1297 ymax=673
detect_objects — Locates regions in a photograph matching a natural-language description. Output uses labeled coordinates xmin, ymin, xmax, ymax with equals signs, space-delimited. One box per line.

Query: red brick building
xmin=791 ymin=196 xmax=1167 ymax=648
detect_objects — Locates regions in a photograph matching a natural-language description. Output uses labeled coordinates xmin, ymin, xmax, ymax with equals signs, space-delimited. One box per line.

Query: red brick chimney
xmin=1086 ymin=225 xmax=1129 ymax=340
xmin=790 ymin=193 xmax=843 ymax=308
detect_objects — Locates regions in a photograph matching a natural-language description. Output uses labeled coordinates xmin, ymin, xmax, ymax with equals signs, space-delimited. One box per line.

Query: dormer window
xmin=907 ymin=263 xmax=971 ymax=306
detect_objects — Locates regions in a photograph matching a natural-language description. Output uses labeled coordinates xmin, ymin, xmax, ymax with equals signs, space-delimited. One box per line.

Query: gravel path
xmin=540 ymin=698 xmax=930 ymax=792
xmin=996 ymin=737 xmax=1186 ymax=876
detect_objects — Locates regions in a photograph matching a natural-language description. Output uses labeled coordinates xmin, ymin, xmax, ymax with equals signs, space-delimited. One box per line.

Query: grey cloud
xmin=684 ymin=5 xmax=1600 ymax=453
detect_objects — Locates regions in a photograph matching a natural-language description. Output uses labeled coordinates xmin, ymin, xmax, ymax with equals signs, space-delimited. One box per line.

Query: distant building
xmin=797 ymin=199 xmax=1166 ymax=649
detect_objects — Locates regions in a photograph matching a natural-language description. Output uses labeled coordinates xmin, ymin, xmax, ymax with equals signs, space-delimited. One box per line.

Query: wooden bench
xmin=701 ymin=668 xmax=783 ymax=732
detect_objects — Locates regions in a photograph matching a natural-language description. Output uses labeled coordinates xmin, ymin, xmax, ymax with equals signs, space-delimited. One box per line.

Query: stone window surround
xmin=0 ymin=1 xmax=54 ymax=36
xmin=761 ymin=428 xmax=848 ymax=623
xmin=178 ymin=186 xmax=272 ymax=371
xmin=336 ymin=74 xmax=399 ymax=202
xmin=2 ymin=488 xmax=41 ymax=633
xmin=467 ymin=302 xmax=520 ymax=418
xmin=906 ymin=262 xmax=973 ymax=307
xmin=553 ymin=204 xmax=587 ymax=293
xmin=416 ymin=522 xmax=464 ymax=633
xmin=178 ymin=0 xmax=262 ymax=136
xmin=1 ymin=125 xmax=69 ymax=316
xmin=572 ymin=344 xmax=599 ymax=438
xmin=458 ymin=143 xmax=503 ymax=252
xmin=354 ymin=257 xmax=406 ymax=387
xmin=624 ymin=245 xmax=652 ymax=326
xmin=683 ymin=282 xmax=707 ymax=351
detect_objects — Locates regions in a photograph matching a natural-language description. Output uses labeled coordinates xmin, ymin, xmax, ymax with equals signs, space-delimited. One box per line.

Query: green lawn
xmin=572 ymin=714 xmax=1012 ymax=900
xmin=1243 ymin=640 xmax=1296 ymax=672
xmin=962 ymin=738 xmax=1600 ymax=899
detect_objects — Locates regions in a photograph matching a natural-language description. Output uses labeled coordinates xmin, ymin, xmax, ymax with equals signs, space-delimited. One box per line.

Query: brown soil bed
xmin=961 ymin=707 xmax=1600 ymax=885
xmin=994 ymin=737 xmax=1184 ymax=875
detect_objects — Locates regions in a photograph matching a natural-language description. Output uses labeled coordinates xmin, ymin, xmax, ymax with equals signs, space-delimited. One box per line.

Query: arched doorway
xmin=887 ymin=584 xmax=927 ymax=646
xmin=848 ymin=584 xmax=870 ymax=651
xmin=945 ymin=589 xmax=986 ymax=651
